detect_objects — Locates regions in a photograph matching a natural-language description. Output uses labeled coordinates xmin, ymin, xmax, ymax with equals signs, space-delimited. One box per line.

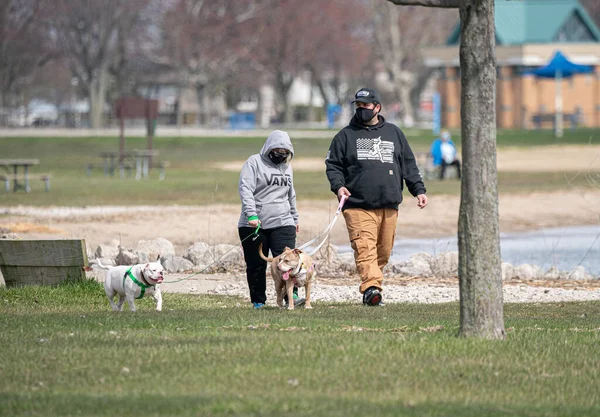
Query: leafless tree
xmin=0 ymin=0 xmax=51 ymax=111
xmin=388 ymin=0 xmax=505 ymax=339
xmin=48 ymin=0 xmax=148 ymax=128
xmin=303 ymin=0 xmax=369 ymax=112
xmin=150 ymin=0 xmax=263 ymax=126
xmin=369 ymin=1 xmax=456 ymax=125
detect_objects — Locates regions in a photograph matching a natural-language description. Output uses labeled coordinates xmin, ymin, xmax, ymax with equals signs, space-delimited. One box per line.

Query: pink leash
xmin=298 ymin=195 xmax=347 ymax=256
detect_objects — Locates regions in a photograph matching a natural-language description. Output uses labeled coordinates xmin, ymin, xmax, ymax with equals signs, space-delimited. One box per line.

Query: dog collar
xmin=124 ymin=267 xmax=154 ymax=299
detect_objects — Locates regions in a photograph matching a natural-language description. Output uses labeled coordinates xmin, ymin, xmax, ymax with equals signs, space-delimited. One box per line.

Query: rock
xmin=501 ymin=262 xmax=516 ymax=280
xmin=312 ymin=245 xmax=348 ymax=275
xmin=430 ymin=252 xmax=458 ymax=278
xmin=116 ymin=247 xmax=138 ymax=265
xmin=337 ymin=252 xmax=356 ymax=273
xmin=160 ymin=255 xmax=194 ymax=273
xmin=184 ymin=242 xmax=212 ymax=265
xmin=211 ymin=244 xmax=244 ymax=271
xmin=512 ymin=264 xmax=543 ymax=280
xmin=183 ymin=242 xmax=244 ymax=273
xmin=568 ymin=266 xmax=594 ymax=281
xmin=135 ymin=238 xmax=175 ymax=262
xmin=95 ymin=239 xmax=120 ymax=259
xmin=96 ymin=257 xmax=116 ymax=267
xmin=391 ymin=252 xmax=433 ymax=277
xmin=544 ymin=266 xmax=568 ymax=280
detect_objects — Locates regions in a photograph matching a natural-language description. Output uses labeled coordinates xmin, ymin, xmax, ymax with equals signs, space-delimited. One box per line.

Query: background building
xmin=425 ymin=0 xmax=600 ymax=130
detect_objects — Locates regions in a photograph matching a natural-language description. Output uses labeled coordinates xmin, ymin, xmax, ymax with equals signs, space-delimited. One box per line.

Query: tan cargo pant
xmin=342 ymin=208 xmax=398 ymax=294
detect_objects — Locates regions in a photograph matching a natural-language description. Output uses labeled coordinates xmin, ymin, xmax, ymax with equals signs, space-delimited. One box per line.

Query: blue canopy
xmin=526 ymin=50 xmax=594 ymax=78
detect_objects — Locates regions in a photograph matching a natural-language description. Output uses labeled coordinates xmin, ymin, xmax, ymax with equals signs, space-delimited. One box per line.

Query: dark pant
xmin=239 ymin=225 xmax=296 ymax=304
xmin=440 ymin=159 xmax=461 ymax=180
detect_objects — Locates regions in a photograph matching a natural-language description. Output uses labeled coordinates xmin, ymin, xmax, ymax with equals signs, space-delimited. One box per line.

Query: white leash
xmin=299 ymin=195 xmax=347 ymax=256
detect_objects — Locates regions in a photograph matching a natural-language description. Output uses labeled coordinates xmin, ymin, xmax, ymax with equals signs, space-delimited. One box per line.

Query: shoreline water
xmin=337 ymin=225 xmax=600 ymax=276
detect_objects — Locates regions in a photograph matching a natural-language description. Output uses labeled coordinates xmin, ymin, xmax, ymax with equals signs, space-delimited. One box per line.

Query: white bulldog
xmin=96 ymin=259 xmax=165 ymax=312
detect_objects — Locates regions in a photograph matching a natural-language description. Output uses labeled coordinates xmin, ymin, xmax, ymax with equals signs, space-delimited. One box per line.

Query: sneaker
xmin=253 ymin=302 xmax=265 ymax=309
xmin=285 ymin=294 xmax=306 ymax=307
xmin=363 ymin=287 xmax=383 ymax=306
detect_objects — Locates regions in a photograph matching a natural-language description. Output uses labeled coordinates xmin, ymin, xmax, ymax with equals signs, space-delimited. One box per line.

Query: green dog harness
xmin=123 ymin=267 xmax=154 ymax=299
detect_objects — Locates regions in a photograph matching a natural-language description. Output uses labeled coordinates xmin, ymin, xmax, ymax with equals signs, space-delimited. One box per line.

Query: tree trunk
xmin=458 ymin=0 xmax=505 ymax=339
xmin=89 ymin=65 xmax=109 ymax=129
xmin=397 ymin=73 xmax=415 ymax=127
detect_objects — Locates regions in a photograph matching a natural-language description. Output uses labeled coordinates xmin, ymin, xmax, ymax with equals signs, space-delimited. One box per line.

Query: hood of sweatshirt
xmin=260 ymin=130 xmax=295 ymax=164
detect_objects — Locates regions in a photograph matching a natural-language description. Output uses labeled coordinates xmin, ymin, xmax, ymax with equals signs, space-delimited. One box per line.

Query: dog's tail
xmin=93 ymin=258 xmax=111 ymax=270
xmin=258 ymin=243 xmax=274 ymax=262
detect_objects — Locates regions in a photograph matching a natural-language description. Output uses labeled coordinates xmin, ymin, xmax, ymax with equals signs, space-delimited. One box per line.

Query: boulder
xmin=95 ymin=239 xmax=120 ymax=259
xmin=135 ymin=238 xmax=175 ymax=262
xmin=160 ymin=255 xmax=194 ymax=273
xmin=391 ymin=252 xmax=433 ymax=277
xmin=568 ymin=266 xmax=594 ymax=281
xmin=116 ymin=247 xmax=138 ymax=265
xmin=430 ymin=251 xmax=458 ymax=278
xmin=184 ymin=242 xmax=212 ymax=265
xmin=512 ymin=264 xmax=543 ymax=280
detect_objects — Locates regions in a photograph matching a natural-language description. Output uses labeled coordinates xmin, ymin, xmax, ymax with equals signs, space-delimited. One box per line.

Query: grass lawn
xmin=0 ymin=129 xmax=599 ymax=206
xmin=1 ymin=280 xmax=599 ymax=416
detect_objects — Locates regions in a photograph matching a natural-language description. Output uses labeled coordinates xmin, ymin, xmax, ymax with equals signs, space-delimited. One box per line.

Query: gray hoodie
xmin=238 ymin=130 xmax=298 ymax=229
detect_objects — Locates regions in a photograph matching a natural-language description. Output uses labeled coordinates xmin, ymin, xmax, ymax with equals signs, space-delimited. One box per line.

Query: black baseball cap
xmin=351 ymin=88 xmax=380 ymax=104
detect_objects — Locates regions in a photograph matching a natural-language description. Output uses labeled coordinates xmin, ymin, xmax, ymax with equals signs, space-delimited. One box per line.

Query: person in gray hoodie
xmin=238 ymin=130 xmax=302 ymax=309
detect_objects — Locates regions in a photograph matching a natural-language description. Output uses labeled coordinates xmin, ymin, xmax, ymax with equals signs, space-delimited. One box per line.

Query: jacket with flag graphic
xmin=325 ymin=115 xmax=426 ymax=210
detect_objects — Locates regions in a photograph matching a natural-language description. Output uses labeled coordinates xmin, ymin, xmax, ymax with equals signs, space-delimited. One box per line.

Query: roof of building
xmin=446 ymin=0 xmax=600 ymax=45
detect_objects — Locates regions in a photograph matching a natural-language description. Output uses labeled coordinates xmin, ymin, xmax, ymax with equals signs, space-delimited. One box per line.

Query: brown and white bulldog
xmin=259 ymin=244 xmax=315 ymax=310
xmin=96 ymin=259 xmax=164 ymax=312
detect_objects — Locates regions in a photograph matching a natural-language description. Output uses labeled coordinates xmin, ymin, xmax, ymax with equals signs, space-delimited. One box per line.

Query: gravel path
xmin=153 ymin=273 xmax=600 ymax=305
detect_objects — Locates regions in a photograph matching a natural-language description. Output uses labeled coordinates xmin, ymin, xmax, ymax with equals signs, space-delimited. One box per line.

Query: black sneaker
xmin=363 ymin=287 xmax=383 ymax=306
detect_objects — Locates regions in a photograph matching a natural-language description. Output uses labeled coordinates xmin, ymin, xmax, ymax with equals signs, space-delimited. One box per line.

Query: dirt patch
xmin=0 ymin=222 xmax=66 ymax=234
xmin=216 ymin=145 xmax=600 ymax=173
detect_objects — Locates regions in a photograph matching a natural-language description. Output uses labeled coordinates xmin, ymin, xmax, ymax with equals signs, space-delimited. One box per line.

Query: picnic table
xmin=0 ymin=159 xmax=50 ymax=192
xmin=93 ymin=150 xmax=162 ymax=180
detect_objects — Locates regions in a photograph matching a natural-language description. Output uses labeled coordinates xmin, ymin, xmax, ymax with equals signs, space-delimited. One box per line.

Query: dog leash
xmin=161 ymin=224 xmax=261 ymax=284
xmin=298 ymin=195 xmax=347 ymax=256
xmin=162 ymin=196 xmax=346 ymax=284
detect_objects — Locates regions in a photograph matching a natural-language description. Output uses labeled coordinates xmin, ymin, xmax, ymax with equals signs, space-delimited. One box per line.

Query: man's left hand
xmin=417 ymin=194 xmax=428 ymax=209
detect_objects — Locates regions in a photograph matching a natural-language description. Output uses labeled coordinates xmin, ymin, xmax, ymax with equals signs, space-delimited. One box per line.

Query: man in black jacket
xmin=325 ymin=88 xmax=428 ymax=306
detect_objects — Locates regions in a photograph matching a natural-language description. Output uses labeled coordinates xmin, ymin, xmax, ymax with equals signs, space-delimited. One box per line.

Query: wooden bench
xmin=86 ymin=161 xmax=169 ymax=180
xmin=152 ymin=161 xmax=170 ymax=180
xmin=532 ymin=113 xmax=578 ymax=130
xmin=0 ymin=173 xmax=51 ymax=192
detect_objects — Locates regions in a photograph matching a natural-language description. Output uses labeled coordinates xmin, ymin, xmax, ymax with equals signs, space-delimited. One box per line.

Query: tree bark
xmin=89 ymin=64 xmax=109 ymax=129
xmin=457 ymin=0 xmax=505 ymax=339
xmin=387 ymin=0 xmax=504 ymax=339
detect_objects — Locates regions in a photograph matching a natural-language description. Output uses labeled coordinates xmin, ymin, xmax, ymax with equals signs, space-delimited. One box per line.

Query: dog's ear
xmin=145 ymin=263 xmax=150 ymax=268
xmin=293 ymin=248 xmax=302 ymax=254
xmin=156 ymin=254 xmax=161 ymax=262
xmin=283 ymin=246 xmax=290 ymax=251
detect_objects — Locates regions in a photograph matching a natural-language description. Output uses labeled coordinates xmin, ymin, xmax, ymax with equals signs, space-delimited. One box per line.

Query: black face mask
xmin=355 ymin=106 xmax=377 ymax=124
xmin=268 ymin=150 xmax=289 ymax=164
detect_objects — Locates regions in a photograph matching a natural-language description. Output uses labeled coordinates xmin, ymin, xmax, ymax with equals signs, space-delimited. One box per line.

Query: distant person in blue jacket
xmin=430 ymin=130 xmax=461 ymax=180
